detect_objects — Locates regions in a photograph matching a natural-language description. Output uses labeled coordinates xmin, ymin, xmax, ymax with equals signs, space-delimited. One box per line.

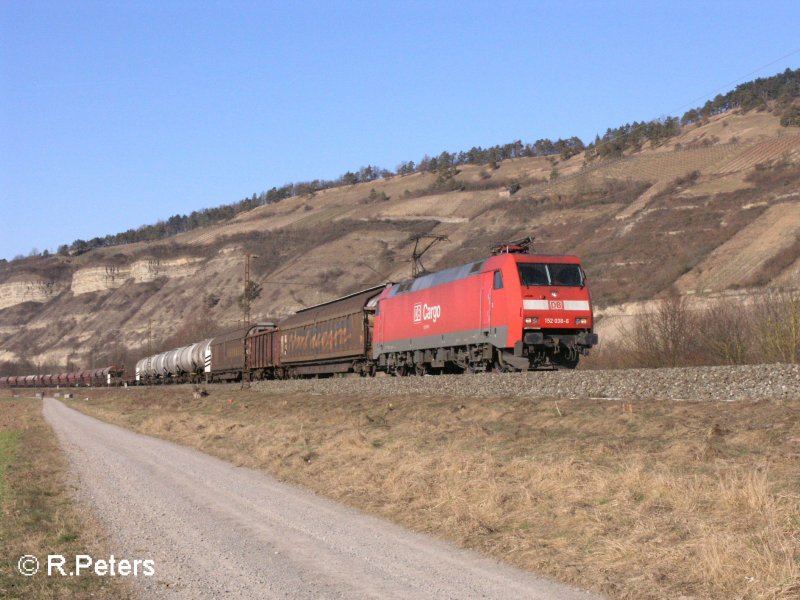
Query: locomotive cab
xmin=506 ymin=254 xmax=598 ymax=369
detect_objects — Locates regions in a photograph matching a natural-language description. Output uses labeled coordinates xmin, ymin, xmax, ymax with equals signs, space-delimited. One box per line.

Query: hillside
xmin=1 ymin=108 xmax=799 ymax=373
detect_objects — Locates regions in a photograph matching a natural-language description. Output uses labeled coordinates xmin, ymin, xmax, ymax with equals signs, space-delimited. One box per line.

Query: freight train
xmin=1 ymin=238 xmax=599 ymax=388
xmin=136 ymin=238 xmax=598 ymax=383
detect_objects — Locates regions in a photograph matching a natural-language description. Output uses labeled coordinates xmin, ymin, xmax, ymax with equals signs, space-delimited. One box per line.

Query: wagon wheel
xmin=359 ymin=363 xmax=377 ymax=377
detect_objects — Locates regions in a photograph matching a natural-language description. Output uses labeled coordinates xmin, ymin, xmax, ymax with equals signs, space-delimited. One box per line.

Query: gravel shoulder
xmin=43 ymin=397 xmax=602 ymax=600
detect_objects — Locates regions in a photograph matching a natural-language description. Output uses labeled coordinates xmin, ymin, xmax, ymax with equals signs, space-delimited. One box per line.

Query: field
xmin=0 ymin=392 xmax=133 ymax=599
xmin=64 ymin=382 xmax=800 ymax=600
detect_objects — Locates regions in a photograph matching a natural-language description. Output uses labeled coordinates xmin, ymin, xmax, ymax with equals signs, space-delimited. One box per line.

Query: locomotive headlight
xmin=525 ymin=317 xmax=532 ymax=324
xmin=575 ymin=317 xmax=588 ymax=325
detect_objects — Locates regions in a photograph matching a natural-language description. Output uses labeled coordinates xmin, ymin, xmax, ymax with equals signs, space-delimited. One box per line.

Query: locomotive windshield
xmin=517 ymin=263 xmax=583 ymax=287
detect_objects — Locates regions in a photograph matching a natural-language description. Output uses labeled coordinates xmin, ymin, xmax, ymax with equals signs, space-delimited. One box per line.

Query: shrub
xmin=366 ymin=188 xmax=389 ymax=203
xmin=205 ymin=293 xmax=220 ymax=309
xmin=780 ymin=105 xmax=800 ymax=127
xmin=626 ymin=293 xmax=699 ymax=367
xmin=753 ymin=289 xmax=800 ymax=363
xmin=699 ymin=299 xmax=753 ymax=364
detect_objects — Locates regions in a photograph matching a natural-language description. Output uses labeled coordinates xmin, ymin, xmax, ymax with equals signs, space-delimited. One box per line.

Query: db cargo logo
xmin=413 ymin=303 xmax=442 ymax=324
xmin=549 ymin=300 xmax=564 ymax=310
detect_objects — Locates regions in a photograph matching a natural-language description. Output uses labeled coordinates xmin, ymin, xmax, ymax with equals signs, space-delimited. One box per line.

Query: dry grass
xmin=0 ymin=392 xmax=134 ymax=599
xmin=68 ymin=385 xmax=800 ymax=600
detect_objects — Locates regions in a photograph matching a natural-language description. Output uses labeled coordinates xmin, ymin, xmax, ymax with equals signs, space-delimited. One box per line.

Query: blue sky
xmin=2 ymin=0 xmax=799 ymax=260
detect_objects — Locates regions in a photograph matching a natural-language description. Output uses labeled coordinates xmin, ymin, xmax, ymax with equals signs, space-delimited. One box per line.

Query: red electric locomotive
xmin=372 ymin=237 xmax=598 ymax=372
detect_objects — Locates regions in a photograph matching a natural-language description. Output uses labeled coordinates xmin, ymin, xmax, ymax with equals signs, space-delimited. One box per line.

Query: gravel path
xmin=252 ymin=364 xmax=800 ymax=401
xmin=43 ymin=398 xmax=601 ymax=600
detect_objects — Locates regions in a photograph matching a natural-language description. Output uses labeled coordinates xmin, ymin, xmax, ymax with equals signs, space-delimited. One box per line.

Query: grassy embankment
xmin=67 ymin=384 xmax=799 ymax=600
xmin=0 ymin=390 xmax=133 ymax=599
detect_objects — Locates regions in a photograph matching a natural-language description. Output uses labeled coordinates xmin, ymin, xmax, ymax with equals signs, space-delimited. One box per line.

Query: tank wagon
xmin=136 ymin=338 xmax=214 ymax=384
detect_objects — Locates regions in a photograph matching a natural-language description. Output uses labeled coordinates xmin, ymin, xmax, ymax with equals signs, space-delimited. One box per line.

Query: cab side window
xmin=493 ymin=270 xmax=504 ymax=290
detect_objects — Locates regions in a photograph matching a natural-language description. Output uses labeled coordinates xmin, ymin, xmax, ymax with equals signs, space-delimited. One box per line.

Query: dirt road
xmin=43 ymin=398 xmax=601 ymax=599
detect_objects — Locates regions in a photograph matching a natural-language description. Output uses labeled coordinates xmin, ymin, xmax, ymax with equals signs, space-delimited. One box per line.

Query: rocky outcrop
xmin=0 ymin=257 xmax=205 ymax=309
xmin=71 ymin=266 xmax=130 ymax=295
xmin=70 ymin=257 xmax=203 ymax=295
xmin=0 ymin=279 xmax=64 ymax=310
xmin=129 ymin=257 xmax=202 ymax=283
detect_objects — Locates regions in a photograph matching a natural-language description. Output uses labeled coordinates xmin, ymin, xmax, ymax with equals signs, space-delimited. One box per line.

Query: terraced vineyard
xmin=714 ymin=133 xmax=800 ymax=174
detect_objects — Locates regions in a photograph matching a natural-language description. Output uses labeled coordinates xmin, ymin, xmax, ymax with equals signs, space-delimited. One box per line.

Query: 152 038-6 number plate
xmin=544 ymin=317 xmax=570 ymax=324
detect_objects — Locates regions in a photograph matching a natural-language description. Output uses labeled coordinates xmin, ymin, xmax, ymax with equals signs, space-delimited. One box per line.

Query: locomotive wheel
xmin=493 ymin=357 xmax=515 ymax=373
xmin=556 ymin=354 xmax=580 ymax=369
